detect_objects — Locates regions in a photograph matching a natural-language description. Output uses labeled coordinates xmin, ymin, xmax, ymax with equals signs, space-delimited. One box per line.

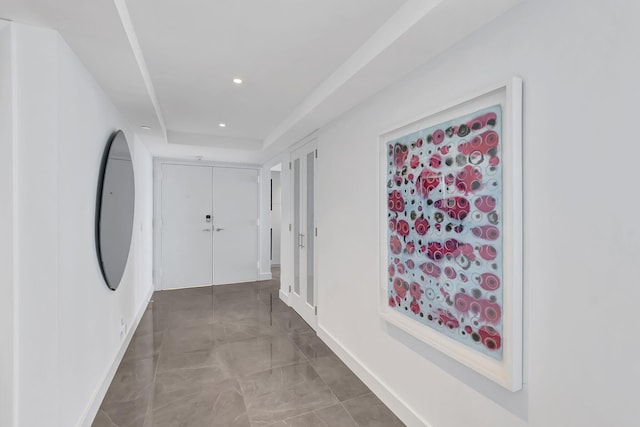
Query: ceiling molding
xmin=168 ymin=130 xmax=263 ymax=150
xmin=261 ymin=0 xmax=523 ymax=161
xmin=0 ymin=0 xmax=168 ymax=145
xmin=144 ymin=138 xmax=264 ymax=164
xmin=113 ymin=0 xmax=167 ymax=139
xmin=263 ymin=0 xmax=445 ymax=149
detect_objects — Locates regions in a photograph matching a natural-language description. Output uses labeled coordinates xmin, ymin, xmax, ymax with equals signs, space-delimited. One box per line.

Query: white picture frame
xmin=378 ymin=77 xmax=523 ymax=391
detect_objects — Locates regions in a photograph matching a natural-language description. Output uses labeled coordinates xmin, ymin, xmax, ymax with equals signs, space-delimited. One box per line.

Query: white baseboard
xmin=316 ymin=325 xmax=432 ymax=427
xmin=79 ymin=285 xmax=154 ymax=427
xmin=259 ymin=272 xmax=273 ymax=280
xmin=279 ymin=289 xmax=290 ymax=306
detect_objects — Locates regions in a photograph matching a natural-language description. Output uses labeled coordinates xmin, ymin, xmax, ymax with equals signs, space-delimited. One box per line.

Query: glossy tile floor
xmin=93 ymin=268 xmax=405 ymax=427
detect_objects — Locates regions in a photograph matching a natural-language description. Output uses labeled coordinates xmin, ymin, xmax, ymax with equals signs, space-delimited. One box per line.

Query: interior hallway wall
xmin=9 ymin=22 xmax=154 ymax=427
xmin=314 ymin=0 xmax=640 ymax=426
xmin=271 ymin=171 xmax=282 ymax=265
xmin=0 ymin=20 xmax=15 ymax=427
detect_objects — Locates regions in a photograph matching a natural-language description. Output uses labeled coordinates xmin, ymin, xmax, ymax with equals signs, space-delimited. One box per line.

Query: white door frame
xmin=153 ymin=158 xmax=263 ymax=291
xmin=289 ymin=139 xmax=318 ymax=329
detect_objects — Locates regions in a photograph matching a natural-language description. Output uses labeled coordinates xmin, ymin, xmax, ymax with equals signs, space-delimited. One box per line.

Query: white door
xmin=212 ymin=167 xmax=259 ymax=285
xmin=291 ymin=141 xmax=317 ymax=328
xmin=160 ymin=164 xmax=213 ymax=289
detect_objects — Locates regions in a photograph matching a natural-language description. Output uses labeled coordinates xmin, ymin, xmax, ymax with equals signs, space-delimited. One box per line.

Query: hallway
xmin=93 ymin=271 xmax=404 ymax=427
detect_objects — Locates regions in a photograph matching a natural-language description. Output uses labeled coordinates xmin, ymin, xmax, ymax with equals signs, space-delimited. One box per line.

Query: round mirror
xmin=95 ymin=130 xmax=135 ymax=291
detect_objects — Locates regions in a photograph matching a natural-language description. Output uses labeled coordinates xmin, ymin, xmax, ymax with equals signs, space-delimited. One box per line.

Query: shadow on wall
xmin=385 ymin=321 xmax=528 ymax=421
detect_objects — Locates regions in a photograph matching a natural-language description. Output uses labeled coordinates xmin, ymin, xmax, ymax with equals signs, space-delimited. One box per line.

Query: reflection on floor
xmin=93 ymin=268 xmax=404 ymax=427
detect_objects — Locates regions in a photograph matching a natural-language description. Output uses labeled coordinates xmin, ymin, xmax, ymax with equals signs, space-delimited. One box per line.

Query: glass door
xmin=291 ymin=140 xmax=317 ymax=328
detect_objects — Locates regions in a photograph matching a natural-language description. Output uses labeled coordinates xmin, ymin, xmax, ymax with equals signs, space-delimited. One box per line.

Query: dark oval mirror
xmin=96 ymin=130 xmax=135 ymax=291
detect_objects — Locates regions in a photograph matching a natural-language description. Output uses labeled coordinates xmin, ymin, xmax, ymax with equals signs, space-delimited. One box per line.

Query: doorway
xmin=270 ymin=164 xmax=282 ymax=281
xmin=290 ymin=140 xmax=317 ymax=328
xmin=158 ymin=163 xmax=259 ymax=289
xmin=270 ymin=165 xmax=282 ymax=267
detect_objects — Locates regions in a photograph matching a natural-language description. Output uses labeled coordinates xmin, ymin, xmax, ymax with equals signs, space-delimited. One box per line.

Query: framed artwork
xmin=379 ymin=78 xmax=523 ymax=391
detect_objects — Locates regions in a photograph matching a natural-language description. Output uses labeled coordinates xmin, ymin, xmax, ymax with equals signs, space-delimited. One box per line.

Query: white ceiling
xmin=0 ymin=0 xmax=523 ymax=164
xmin=127 ymin=0 xmax=407 ymax=142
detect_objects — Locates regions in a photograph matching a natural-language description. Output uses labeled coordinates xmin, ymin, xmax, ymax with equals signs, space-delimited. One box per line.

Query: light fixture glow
xmin=219 ymin=123 xmax=226 ymax=128
xmin=140 ymin=125 xmax=151 ymax=130
xmin=232 ymin=78 xmax=243 ymax=84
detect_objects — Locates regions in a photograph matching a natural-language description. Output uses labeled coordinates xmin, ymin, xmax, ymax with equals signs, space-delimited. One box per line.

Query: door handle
xmin=299 ymin=233 xmax=305 ymax=248
xmin=202 ymin=228 xmax=211 ymax=232
xmin=215 ymin=228 xmax=225 ymax=232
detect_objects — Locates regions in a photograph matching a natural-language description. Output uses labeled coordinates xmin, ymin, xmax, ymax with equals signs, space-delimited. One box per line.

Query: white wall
xmin=258 ymin=165 xmax=273 ymax=280
xmin=271 ymin=171 xmax=282 ymax=265
xmin=0 ymin=20 xmax=15 ymax=427
xmin=14 ymin=23 xmax=60 ymax=425
xmin=314 ymin=0 xmax=640 ymax=426
xmin=10 ymin=22 xmax=154 ymax=427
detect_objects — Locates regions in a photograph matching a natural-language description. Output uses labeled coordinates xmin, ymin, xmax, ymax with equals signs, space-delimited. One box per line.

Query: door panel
xmin=290 ymin=142 xmax=317 ymax=328
xmin=306 ymin=151 xmax=315 ymax=306
xmin=213 ymin=167 xmax=259 ymax=285
xmin=293 ymin=158 xmax=301 ymax=295
xmin=161 ymin=164 xmax=213 ymax=289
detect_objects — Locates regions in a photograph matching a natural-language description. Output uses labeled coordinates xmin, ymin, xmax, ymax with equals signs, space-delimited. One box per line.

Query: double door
xmin=291 ymin=141 xmax=317 ymax=328
xmin=160 ymin=164 xmax=259 ymax=289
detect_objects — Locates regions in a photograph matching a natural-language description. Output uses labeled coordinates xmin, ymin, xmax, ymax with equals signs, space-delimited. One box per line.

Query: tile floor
xmin=93 ymin=268 xmax=405 ymax=427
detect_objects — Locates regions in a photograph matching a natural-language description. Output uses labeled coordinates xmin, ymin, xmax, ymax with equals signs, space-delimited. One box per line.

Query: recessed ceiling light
xmin=232 ymin=78 xmax=243 ymax=84
xmin=140 ymin=125 xmax=151 ymax=130
xmin=219 ymin=123 xmax=226 ymax=128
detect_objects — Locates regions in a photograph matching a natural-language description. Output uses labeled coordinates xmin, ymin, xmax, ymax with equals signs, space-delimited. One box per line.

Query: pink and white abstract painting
xmin=386 ymin=105 xmax=504 ymax=360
